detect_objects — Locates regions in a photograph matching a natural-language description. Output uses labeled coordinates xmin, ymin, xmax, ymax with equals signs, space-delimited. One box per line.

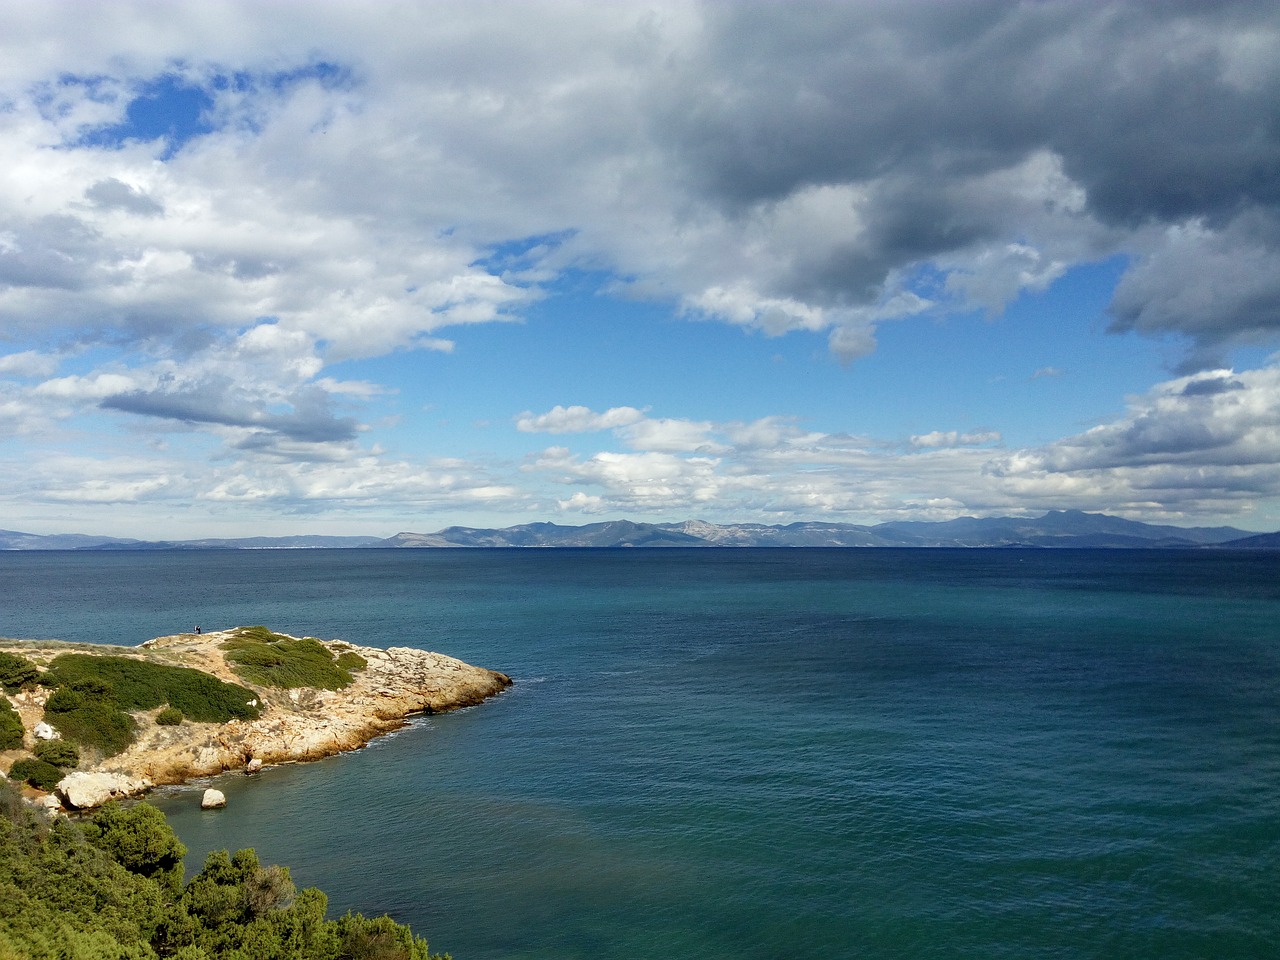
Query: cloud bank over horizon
xmin=2 ymin=1 xmax=1280 ymax=537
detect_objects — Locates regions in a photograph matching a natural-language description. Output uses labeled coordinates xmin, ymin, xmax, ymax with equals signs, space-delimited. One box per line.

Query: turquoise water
xmin=2 ymin=549 xmax=1278 ymax=958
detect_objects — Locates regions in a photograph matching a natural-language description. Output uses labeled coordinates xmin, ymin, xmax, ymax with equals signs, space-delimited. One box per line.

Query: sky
xmin=2 ymin=0 xmax=1280 ymax=539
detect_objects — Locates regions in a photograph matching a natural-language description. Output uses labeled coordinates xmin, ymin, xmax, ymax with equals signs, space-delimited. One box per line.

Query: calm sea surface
xmin=2 ymin=548 xmax=1278 ymax=959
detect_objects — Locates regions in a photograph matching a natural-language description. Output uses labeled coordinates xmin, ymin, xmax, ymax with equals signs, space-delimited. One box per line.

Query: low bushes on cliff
xmin=222 ymin=627 xmax=366 ymax=690
xmin=7 ymin=758 xmax=63 ymax=791
xmin=40 ymin=654 xmax=262 ymax=757
xmin=45 ymin=654 xmax=262 ymax=723
xmin=0 ymin=653 xmax=39 ymax=693
xmin=43 ymin=682 xmax=138 ymax=756
xmin=5 ymin=738 xmax=78 ymax=794
xmin=336 ymin=648 xmax=368 ymax=673
xmin=32 ymin=740 xmax=78 ymax=769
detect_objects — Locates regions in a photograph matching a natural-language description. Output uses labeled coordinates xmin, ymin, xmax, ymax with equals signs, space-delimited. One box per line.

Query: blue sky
xmin=2 ymin=1 xmax=1279 ymax=538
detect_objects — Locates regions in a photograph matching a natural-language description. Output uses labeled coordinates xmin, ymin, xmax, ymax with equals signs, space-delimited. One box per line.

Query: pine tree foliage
xmin=0 ymin=781 xmax=448 ymax=960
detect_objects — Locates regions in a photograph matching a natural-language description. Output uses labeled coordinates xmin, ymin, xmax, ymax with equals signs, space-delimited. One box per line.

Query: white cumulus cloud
xmin=516 ymin=405 xmax=648 ymax=434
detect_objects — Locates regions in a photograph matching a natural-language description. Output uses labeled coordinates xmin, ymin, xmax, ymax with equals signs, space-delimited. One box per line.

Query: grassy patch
xmin=222 ymin=627 xmax=364 ymax=690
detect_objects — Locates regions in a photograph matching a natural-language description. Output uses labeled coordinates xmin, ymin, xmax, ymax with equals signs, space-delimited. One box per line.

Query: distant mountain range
xmin=1 ymin=511 xmax=1276 ymax=550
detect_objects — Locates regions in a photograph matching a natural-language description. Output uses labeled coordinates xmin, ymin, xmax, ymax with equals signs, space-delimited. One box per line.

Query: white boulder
xmin=33 ymin=722 xmax=56 ymax=741
xmin=57 ymin=772 xmax=151 ymax=810
xmin=201 ymin=788 xmax=227 ymax=809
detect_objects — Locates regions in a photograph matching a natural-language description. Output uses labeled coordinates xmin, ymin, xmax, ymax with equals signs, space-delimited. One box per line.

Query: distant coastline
xmin=2 ymin=509 xmax=1276 ymax=551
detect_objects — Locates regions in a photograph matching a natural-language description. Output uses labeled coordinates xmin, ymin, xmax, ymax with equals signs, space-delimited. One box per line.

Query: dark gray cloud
xmin=84 ymin=178 xmax=164 ymax=216
xmin=191 ymin=253 xmax=281 ymax=281
xmin=0 ymin=215 xmax=98 ymax=291
xmin=100 ymin=379 xmax=359 ymax=444
xmin=231 ymin=431 xmax=353 ymax=462
xmin=667 ymin=1 xmax=1279 ymax=221
xmin=1108 ymin=210 xmax=1280 ymax=365
xmin=659 ymin=2 xmax=1034 ymax=207
xmin=1180 ymin=375 xmax=1245 ymax=397
xmin=645 ymin=1 xmax=1280 ymax=356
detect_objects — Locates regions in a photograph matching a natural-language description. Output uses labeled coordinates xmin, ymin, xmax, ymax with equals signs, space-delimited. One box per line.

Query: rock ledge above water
xmin=1 ymin=629 xmax=512 ymax=809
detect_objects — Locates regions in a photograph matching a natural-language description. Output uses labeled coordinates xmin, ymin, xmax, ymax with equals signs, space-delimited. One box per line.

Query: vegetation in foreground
xmin=221 ymin=627 xmax=367 ymax=691
xmin=0 ymin=778 xmax=447 ymax=960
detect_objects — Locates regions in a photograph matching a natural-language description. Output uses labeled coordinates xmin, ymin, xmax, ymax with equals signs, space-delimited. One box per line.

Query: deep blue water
xmin=2 ymin=548 xmax=1278 ymax=959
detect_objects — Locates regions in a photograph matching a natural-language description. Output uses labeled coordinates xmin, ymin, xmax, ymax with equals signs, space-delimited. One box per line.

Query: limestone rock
xmin=2 ymin=629 xmax=512 ymax=799
xmin=246 ymin=758 xmax=263 ymax=774
xmin=201 ymin=788 xmax=227 ymax=809
xmin=33 ymin=722 xmax=56 ymax=740
xmin=58 ymin=772 xmax=151 ymax=810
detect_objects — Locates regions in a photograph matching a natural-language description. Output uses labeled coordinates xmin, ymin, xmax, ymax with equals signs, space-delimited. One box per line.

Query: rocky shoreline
xmin=0 ymin=628 xmax=512 ymax=809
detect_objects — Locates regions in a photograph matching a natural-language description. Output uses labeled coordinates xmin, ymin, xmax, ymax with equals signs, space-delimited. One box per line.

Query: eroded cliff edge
xmin=0 ymin=628 xmax=511 ymax=808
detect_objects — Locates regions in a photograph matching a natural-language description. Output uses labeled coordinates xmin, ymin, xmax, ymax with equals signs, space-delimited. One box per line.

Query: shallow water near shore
xmin=3 ymin=548 xmax=1279 ymax=959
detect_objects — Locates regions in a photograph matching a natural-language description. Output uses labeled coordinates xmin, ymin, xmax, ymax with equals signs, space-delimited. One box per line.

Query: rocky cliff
xmin=0 ymin=629 xmax=511 ymax=808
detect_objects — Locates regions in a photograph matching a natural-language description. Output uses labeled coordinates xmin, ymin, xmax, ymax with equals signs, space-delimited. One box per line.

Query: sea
xmin=2 ymin=547 xmax=1277 ymax=960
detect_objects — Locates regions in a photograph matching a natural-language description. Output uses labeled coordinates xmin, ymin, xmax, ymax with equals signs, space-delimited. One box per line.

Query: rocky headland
xmin=0 ymin=628 xmax=511 ymax=809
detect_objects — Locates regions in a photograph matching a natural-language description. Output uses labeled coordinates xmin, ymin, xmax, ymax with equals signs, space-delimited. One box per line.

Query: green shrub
xmin=44 ymin=683 xmax=137 ymax=757
xmin=8 ymin=757 xmax=63 ymax=791
xmin=0 ymin=777 xmax=447 ymax=960
xmin=222 ymin=627 xmax=364 ymax=690
xmin=44 ymin=653 xmax=262 ymax=723
xmin=335 ymin=911 xmax=438 ymax=960
xmin=0 ymin=780 xmax=172 ymax=957
xmin=335 ymin=650 xmax=367 ymax=672
xmin=0 ymin=697 xmax=21 ymax=751
xmin=84 ymin=801 xmax=187 ymax=897
xmin=33 ymin=739 xmax=79 ymax=769
xmin=0 ymin=652 xmax=39 ymax=692
xmin=156 ymin=706 xmax=184 ymax=726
